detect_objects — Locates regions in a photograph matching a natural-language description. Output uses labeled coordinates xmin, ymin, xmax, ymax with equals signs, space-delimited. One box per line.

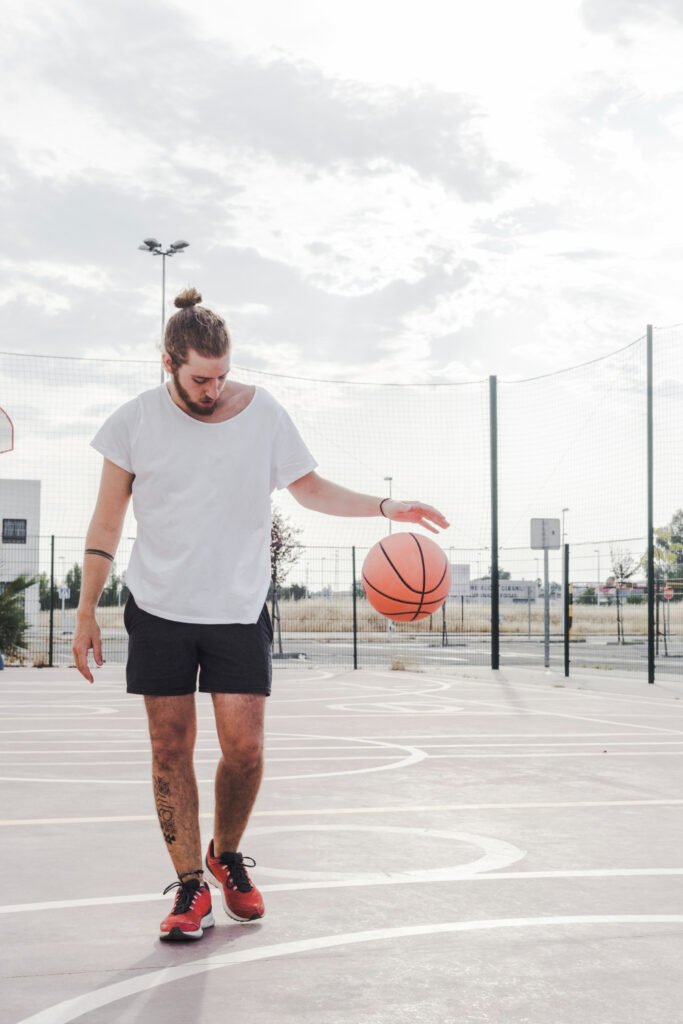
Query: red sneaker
xmin=205 ymin=840 xmax=265 ymax=922
xmin=159 ymin=879 xmax=214 ymax=941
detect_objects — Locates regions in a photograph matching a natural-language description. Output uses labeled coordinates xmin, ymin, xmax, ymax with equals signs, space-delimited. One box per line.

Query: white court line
xmin=6 ymin=740 xmax=683 ymax=769
xmin=0 ymin=710 xmax=120 ymax=720
xmin=0 ymin=755 xmax=400 ymax=768
xmin=411 ymin=671 xmax=683 ymax=710
xmin=354 ymin=730 xmax=683 ymax=739
xmin=271 ymin=681 xmax=454 ymax=705
xmin=3 ymin=870 xmax=683 ymax=915
xmin=4 ymin=747 xmax=683 ymax=782
xmin=427 ymin=751 xmax=683 ymax=758
xmin=0 ymin=732 xmax=428 ymax=783
xmin=0 ymin=729 xmax=153 ymax=735
xmin=2 ymin=798 xmax=682 ymax=828
xmin=244 ymin=824 xmax=524 ymax=881
xmin=422 ymin=693 xmax=683 ymax=736
xmin=14 ymin=916 xmax=683 ymax=1024
xmin=6 ymin=737 xmax=683 ymax=757
xmin=377 ymin=739 xmax=683 ymax=748
xmin=0 ymin=744 xmax=402 ymax=753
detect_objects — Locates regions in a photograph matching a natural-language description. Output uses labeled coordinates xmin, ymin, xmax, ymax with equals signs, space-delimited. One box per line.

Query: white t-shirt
xmin=90 ymin=384 xmax=317 ymax=624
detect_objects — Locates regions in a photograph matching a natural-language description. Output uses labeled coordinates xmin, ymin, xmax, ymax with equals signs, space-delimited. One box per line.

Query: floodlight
xmin=136 ymin=235 xmax=190 ymax=383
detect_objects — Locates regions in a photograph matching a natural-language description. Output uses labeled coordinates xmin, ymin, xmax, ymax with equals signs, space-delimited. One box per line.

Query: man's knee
xmin=146 ymin=702 xmax=196 ymax=768
xmin=213 ymin=693 xmax=265 ymax=774
xmin=151 ymin=732 xmax=195 ymax=770
xmin=222 ymin=735 xmax=263 ymax=776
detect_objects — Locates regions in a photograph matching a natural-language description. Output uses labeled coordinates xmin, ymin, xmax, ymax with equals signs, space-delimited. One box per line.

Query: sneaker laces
xmin=218 ymin=853 xmax=257 ymax=893
xmin=163 ymin=878 xmax=203 ymax=915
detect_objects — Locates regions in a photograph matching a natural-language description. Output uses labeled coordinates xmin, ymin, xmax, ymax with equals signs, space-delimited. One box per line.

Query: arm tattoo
xmin=85 ymin=548 xmax=114 ymax=562
xmin=153 ymin=774 xmax=177 ymax=846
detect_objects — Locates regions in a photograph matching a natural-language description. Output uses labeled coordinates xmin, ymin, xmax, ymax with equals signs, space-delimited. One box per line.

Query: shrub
xmin=0 ymin=576 xmax=36 ymax=658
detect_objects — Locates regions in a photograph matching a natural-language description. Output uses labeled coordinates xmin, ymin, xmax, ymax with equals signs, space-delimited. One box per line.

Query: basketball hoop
xmin=0 ymin=407 xmax=13 ymax=454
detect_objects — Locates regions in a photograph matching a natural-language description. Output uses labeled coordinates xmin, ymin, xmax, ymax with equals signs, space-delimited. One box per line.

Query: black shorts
xmin=123 ymin=594 xmax=273 ymax=697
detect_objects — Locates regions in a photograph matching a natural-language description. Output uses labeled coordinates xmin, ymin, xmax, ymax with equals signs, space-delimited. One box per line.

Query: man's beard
xmin=172 ymin=371 xmax=216 ymax=417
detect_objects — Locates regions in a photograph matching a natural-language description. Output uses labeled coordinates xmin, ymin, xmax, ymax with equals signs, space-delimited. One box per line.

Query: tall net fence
xmin=0 ymin=327 xmax=681 ymax=677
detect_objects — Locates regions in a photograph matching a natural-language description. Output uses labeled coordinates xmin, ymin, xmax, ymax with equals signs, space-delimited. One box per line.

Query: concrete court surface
xmin=1 ymin=663 xmax=683 ymax=1024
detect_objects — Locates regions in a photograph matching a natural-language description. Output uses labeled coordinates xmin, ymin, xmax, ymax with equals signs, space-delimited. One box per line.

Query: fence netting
xmin=0 ymin=326 xmax=681 ymax=676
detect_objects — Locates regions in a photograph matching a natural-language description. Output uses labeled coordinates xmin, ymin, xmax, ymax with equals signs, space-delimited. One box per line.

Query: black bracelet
xmin=85 ymin=548 xmax=114 ymax=562
xmin=178 ymin=869 xmax=204 ymax=881
xmin=379 ymin=498 xmax=390 ymax=518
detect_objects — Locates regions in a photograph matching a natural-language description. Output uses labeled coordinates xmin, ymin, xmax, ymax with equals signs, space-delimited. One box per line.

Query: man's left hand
xmin=382 ymin=500 xmax=449 ymax=534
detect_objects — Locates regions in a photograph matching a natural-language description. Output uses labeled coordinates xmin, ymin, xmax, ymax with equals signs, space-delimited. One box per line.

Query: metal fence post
xmin=489 ymin=376 xmax=500 ymax=670
xmin=647 ymin=325 xmax=655 ymax=685
xmin=352 ymin=547 xmax=358 ymax=670
xmin=49 ymin=535 xmax=54 ymax=667
xmin=563 ymin=543 xmax=571 ymax=678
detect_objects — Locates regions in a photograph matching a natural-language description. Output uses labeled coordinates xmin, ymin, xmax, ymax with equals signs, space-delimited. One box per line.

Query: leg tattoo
xmin=153 ymin=774 xmax=177 ymax=846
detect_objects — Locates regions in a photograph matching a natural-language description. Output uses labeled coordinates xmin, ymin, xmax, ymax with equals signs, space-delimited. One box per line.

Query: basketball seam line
xmin=364 ymin=534 xmax=449 ymax=621
xmin=376 ymin=535 xmax=447 ymax=597
xmin=360 ymin=575 xmax=449 ymax=608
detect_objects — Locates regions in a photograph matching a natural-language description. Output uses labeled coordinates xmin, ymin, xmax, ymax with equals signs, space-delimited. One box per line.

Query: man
xmin=73 ymin=288 xmax=448 ymax=942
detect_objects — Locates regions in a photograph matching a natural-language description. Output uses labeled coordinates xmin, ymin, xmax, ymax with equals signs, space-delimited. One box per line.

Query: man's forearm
xmin=77 ymin=525 xmax=122 ymax=615
xmin=296 ymin=476 xmax=386 ymax=517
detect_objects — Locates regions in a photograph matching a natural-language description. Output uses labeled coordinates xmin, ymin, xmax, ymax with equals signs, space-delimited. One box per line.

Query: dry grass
xmin=269 ymin=598 xmax=654 ymax=636
xmin=35 ymin=598 xmax=662 ymax=637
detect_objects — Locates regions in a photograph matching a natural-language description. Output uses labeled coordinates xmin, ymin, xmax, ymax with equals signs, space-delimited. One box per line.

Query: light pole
xmin=384 ymin=476 xmax=393 ymax=535
xmin=383 ymin=476 xmax=393 ymax=639
xmin=561 ymin=508 xmax=569 ymax=607
xmin=138 ymin=238 xmax=190 ymax=382
xmin=594 ymin=549 xmax=601 ymax=605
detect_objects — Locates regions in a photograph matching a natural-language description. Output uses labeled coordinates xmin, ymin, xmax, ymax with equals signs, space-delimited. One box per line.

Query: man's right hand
xmin=72 ymin=614 xmax=103 ymax=684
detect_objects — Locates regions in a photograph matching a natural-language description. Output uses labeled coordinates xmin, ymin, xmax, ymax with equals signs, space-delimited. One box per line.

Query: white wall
xmin=0 ymin=479 xmax=41 ymax=625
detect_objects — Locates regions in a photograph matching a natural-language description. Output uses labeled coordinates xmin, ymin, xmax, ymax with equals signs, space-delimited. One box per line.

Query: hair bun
xmin=174 ymin=287 xmax=202 ymax=309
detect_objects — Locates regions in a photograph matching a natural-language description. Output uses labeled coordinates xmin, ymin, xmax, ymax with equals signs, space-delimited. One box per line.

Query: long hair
xmin=164 ymin=288 xmax=230 ymax=369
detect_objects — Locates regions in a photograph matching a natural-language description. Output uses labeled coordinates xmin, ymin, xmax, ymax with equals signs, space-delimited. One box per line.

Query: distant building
xmin=469 ymin=579 xmax=539 ymax=603
xmin=0 ymin=480 xmax=41 ymax=625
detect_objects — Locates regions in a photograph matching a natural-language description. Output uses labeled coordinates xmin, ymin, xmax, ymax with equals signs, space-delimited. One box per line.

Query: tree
xmin=38 ymin=572 xmax=58 ymax=611
xmin=100 ymin=568 xmax=124 ymax=607
xmin=610 ymin=547 xmax=638 ymax=643
xmin=65 ymin=562 xmax=82 ymax=609
xmin=484 ymin=566 xmax=511 ymax=580
xmin=270 ymin=508 xmax=303 ymax=590
xmin=277 ymin=583 xmax=307 ymax=601
xmin=270 ymin=508 xmax=303 ymax=653
xmin=577 ymin=586 xmax=597 ymax=605
xmin=647 ymin=509 xmax=683 ymax=584
xmin=0 ymin=575 xmax=36 ymax=659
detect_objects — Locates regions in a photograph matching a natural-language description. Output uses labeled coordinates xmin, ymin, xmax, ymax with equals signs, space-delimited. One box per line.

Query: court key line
xmin=3 ymin=867 xmax=683 ymax=917
xmin=0 ymin=733 xmax=428 ymax=783
xmin=3 ymin=747 xmax=683 ymax=783
xmin=5 ymin=741 xmax=683 ymax=765
xmin=14 ymin=916 xmax=683 ymax=1024
xmin=1 ymin=796 xmax=682 ymax=827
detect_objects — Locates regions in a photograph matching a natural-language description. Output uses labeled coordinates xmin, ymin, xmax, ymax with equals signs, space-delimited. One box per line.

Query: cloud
xmin=0 ymin=0 xmax=518 ymax=376
xmin=3 ymin=1 xmax=513 ymax=200
xmin=582 ymin=0 xmax=683 ymax=31
xmin=2 ymin=0 xmax=683 ymax=391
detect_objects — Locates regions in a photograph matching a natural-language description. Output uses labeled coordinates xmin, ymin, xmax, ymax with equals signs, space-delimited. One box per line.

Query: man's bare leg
xmin=211 ymin=693 xmax=265 ymax=854
xmin=145 ymin=694 xmax=203 ymax=879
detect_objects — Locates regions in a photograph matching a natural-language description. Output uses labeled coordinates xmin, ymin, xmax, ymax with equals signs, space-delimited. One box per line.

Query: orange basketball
xmin=362 ymin=532 xmax=451 ymax=622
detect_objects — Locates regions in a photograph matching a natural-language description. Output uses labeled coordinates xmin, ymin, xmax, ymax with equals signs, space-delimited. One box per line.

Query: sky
xmin=3 ymin=0 xmax=683 ymax=384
